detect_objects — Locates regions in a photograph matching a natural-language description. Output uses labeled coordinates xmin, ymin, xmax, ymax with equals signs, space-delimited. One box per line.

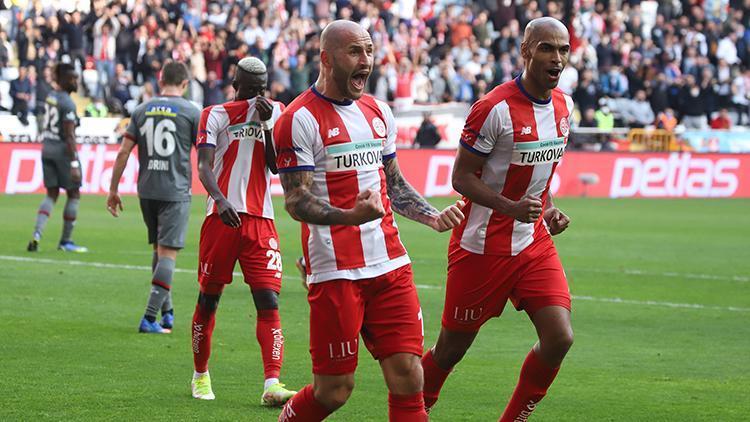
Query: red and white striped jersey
xmin=196 ymin=98 xmax=284 ymax=219
xmin=451 ymin=77 xmax=574 ymax=256
xmin=275 ymin=87 xmax=409 ymax=284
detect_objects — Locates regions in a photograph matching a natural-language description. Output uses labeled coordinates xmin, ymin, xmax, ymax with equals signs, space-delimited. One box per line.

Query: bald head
xmin=321 ymin=19 xmax=369 ymax=52
xmin=316 ymin=20 xmax=374 ymax=101
xmin=522 ymin=17 xmax=569 ymax=45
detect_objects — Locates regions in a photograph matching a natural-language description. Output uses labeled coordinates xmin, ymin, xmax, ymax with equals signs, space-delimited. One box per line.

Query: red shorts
xmin=308 ymin=264 xmax=424 ymax=375
xmin=442 ymin=236 xmax=570 ymax=332
xmin=198 ymin=214 xmax=282 ymax=294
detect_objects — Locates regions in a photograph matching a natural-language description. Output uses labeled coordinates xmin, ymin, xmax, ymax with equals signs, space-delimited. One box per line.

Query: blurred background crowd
xmin=0 ymin=0 xmax=749 ymax=132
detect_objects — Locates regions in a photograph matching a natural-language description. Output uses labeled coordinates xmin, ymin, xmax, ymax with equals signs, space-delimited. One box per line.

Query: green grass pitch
xmin=2 ymin=194 xmax=749 ymax=421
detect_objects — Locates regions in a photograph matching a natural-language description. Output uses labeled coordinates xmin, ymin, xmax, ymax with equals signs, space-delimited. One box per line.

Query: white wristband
xmin=70 ymin=160 xmax=80 ymax=169
xmin=261 ymin=119 xmax=274 ymax=131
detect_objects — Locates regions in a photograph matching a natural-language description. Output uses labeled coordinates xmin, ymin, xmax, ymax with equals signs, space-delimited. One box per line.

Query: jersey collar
xmin=514 ymin=74 xmax=552 ymax=105
xmin=311 ymin=85 xmax=354 ymax=106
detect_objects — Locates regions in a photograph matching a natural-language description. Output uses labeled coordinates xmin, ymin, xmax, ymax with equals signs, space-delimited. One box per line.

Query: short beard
xmin=332 ymin=65 xmax=358 ymax=100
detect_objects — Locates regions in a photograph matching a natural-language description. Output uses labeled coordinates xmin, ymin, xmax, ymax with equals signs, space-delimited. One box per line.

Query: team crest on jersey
xmin=559 ymin=117 xmax=570 ymax=137
xmin=325 ymin=139 xmax=385 ymax=172
xmin=511 ymin=137 xmax=566 ymax=166
xmin=372 ymin=117 xmax=387 ymax=138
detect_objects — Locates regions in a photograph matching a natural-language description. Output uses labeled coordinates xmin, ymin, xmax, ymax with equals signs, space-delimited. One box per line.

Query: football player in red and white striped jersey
xmin=189 ymin=57 xmax=296 ymax=406
xmin=421 ymin=17 xmax=575 ymax=421
xmin=276 ymin=20 xmax=464 ymax=422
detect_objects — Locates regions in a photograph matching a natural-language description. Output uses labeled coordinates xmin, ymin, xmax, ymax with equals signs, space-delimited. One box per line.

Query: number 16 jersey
xmin=125 ymin=95 xmax=201 ymax=202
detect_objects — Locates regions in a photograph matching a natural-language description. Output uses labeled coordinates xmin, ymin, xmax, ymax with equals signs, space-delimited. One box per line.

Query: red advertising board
xmin=2 ymin=143 xmax=749 ymax=198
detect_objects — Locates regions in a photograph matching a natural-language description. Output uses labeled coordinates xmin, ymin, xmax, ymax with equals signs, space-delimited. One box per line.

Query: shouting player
xmin=276 ymin=20 xmax=464 ymax=421
xmin=190 ymin=57 xmax=296 ymax=406
xmin=107 ymin=61 xmax=201 ymax=334
xmin=27 ymin=63 xmax=87 ymax=253
xmin=421 ymin=17 xmax=574 ymax=420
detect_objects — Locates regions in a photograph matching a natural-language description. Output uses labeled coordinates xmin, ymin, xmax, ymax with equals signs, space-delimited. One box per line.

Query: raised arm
xmin=279 ymin=170 xmax=383 ymax=226
xmin=383 ymin=156 xmax=464 ymax=232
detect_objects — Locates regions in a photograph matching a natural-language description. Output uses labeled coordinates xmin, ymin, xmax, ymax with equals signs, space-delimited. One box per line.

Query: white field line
xmin=2 ymin=255 xmax=748 ymax=312
xmin=568 ymin=267 xmax=749 ymax=283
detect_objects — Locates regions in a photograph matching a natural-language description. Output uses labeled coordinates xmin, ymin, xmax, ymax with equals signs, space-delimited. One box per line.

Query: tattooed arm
xmin=280 ymin=171 xmax=384 ymax=226
xmin=383 ymin=157 xmax=464 ymax=232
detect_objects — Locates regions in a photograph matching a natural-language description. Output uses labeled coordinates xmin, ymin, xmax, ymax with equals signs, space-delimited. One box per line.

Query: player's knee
xmin=197 ymin=292 xmax=221 ymax=312
xmin=46 ymin=189 xmax=59 ymax=202
xmin=252 ymin=289 xmax=279 ymax=310
xmin=67 ymin=189 xmax=81 ymax=199
xmin=542 ymin=327 xmax=574 ymax=359
xmin=314 ymin=378 xmax=354 ymax=410
xmin=383 ymin=354 xmax=423 ymax=393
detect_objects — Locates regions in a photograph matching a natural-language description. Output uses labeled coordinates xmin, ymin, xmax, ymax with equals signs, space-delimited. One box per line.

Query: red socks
xmin=278 ymin=384 xmax=331 ymax=422
xmin=389 ymin=392 xmax=428 ymax=421
xmin=191 ymin=302 xmax=217 ymax=373
xmin=499 ymin=349 xmax=560 ymax=422
xmin=257 ymin=309 xmax=284 ymax=379
xmin=421 ymin=349 xmax=452 ymax=409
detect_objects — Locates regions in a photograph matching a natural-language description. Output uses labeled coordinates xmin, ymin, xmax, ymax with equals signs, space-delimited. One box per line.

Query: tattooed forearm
xmin=384 ymin=158 xmax=439 ymax=225
xmin=279 ymin=171 xmax=347 ymax=225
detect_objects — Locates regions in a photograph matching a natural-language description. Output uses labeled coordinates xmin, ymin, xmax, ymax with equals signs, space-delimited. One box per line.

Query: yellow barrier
xmin=627 ymin=128 xmax=678 ymax=152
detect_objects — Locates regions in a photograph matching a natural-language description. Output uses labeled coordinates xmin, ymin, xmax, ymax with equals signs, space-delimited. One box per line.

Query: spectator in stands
xmin=61 ymin=11 xmax=85 ymax=71
xmin=595 ymin=104 xmax=615 ymax=131
xmin=732 ymin=68 xmax=750 ymax=125
xmin=656 ymin=108 xmax=679 ymax=132
xmin=415 ymin=112 xmax=441 ymax=148
xmin=110 ymin=63 xmax=132 ymax=114
xmin=679 ymin=75 xmax=709 ymax=130
xmin=573 ymin=69 xmax=599 ymax=114
xmin=0 ymin=30 xmax=10 ymax=69
xmin=10 ymin=65 xmax=32 ymax=126
xmin=34 ymin=65 xmax=53 ymax=132
xmin=622 ymin=90 xmax=655 ymax=128
xmin=93 ymin=10 xmax=120 ymax=99
xmin=85 ymin=97 xmax=108 ymax=117
xmin=202 ymin=70 xmax=224 ymax=107
xmin=710 ymin=108 xmax=732 ymax=129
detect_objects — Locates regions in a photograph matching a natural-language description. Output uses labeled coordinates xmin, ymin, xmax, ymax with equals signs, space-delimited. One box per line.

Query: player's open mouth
xmin=351 ymin=71 xmax=369 ymax=90
xmin=547 ymin=68 xmax=562 ymax=79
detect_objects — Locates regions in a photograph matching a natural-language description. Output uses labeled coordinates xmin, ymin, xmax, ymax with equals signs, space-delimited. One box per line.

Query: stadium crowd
xmin=0 ymin=0 xmax=749 ymax=130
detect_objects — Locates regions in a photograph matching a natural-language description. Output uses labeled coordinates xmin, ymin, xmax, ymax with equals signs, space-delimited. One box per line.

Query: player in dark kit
xmin=107 ymin=61 xmax=201 ymax=334
xmin=27 ymin=63 xmax=87 ymax=253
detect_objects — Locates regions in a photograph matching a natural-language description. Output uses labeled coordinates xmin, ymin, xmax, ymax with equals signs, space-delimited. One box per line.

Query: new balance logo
xmin=521 ymin=126 xmax=532 ymax=135
xmin=328 ymin=127 xmax=340 ymax=138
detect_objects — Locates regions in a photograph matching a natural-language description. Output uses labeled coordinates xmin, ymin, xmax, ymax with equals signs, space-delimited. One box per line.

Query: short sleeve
xmin=377 ymin=100 xmax=397 ymax=160
xmin=61 ymin=100 xmax=78 ymax=123
xmin=459 ymin=99 xmax=502 ymax=157
xmin=274 ymin=108 xmax=315 ymax=173
xmin=196 ymin=106 xmax=219 ymax=148
xmin=124 ymin=110 xmax=138 ymax=143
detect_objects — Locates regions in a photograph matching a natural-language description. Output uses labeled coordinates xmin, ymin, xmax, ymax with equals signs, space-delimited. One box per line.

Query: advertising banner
xmin=1 ymin=144 xmax=749 ymax=198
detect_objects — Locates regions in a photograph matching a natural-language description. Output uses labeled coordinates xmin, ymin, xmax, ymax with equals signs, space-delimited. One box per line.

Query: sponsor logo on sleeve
xmin=511 ymin=137 xmax=566 ymax=166
xmin=324 ymin=139 xmax=385 ymax=172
